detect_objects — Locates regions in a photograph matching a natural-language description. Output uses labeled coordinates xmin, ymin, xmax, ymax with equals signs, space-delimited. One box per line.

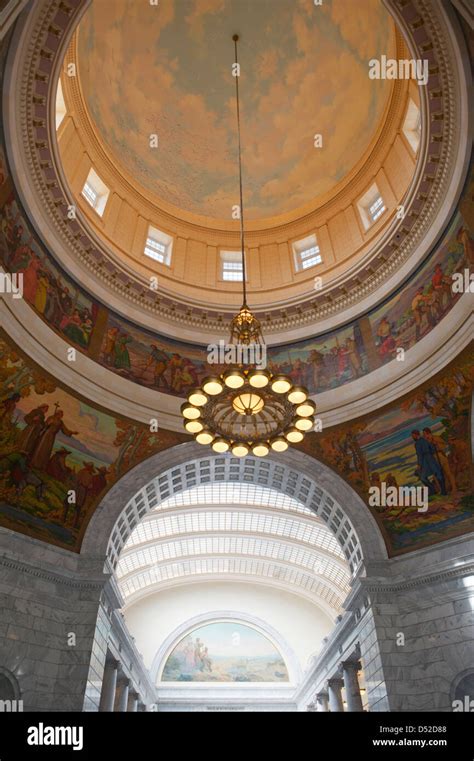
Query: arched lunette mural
xmin=161 ymin=621 xmax=290 ymax=684
xmin=0 ymin=328 xmax=472 ymax=557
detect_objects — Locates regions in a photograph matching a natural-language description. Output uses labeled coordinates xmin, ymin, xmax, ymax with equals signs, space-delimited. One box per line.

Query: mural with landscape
xmin=0 ymin=333 xmax=186 ymax=550
xmin=0 ymin=163 xmax=472 ymax=399
xmin=0 ymin=326 xmax=472 ymax=557
xmin=161 ymin=622 xmax=289 ymax=683
xmin=300 ymin=346 xmax=474 ymax=555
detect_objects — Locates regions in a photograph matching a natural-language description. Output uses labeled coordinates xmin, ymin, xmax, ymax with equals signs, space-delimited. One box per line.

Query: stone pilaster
xmin=341 ymin=660 xmax=364 ymax=712
xmin=327 ymin=677 xmax=344 ymax=712
xmin=99 ymin=657 xmax=118 ymax=712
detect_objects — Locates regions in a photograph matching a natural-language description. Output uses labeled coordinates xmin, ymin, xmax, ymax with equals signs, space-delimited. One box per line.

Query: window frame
xmin=220 ymin=250 xmax=246 ymax=282
xmin=292 ymin=234 xmax=322 ymax=273
xmin=357 ymin=182 xmax=386 ymax=231
xmin=144 ymin=225 xmax=173 ymax=266
xmin=81 ymin=168 xmax=110 ymax=217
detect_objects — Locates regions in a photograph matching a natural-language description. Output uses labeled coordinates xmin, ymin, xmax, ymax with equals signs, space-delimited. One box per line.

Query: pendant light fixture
xmin=182 ymin=35 xmax=316 ymax=457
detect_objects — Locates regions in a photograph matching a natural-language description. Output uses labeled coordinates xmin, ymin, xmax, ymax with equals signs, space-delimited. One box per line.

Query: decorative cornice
xmin=0 ymin=552 xmax=108 ymax=592
xmin=3 ymin=0 xmax=471 ymax=340
xmin=359 ymin=560 xmax=474 ymax=594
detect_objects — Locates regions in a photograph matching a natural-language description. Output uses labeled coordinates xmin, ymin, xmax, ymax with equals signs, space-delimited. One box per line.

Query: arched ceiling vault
xmin=116 ymin=488 xmax=351 ymax=614
xmin=101 ymin=452 xmax=378 ymax=617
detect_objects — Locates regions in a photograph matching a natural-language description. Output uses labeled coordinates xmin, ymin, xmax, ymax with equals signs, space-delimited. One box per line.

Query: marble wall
xmin=365 ymin=568 xmax=474 ymax=710
xmin=299 ymin=536 xmax=474 ymax=712
xmin=0 ymin=530 xmax=104 ymax=711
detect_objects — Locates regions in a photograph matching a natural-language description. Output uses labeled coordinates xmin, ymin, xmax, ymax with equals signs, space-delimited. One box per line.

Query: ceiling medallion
xmin=181 ymin=36 xmax=315 ymax=457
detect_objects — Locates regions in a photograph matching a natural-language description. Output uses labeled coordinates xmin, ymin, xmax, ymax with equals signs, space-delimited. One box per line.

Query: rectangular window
xmin=144 ymin=225 xmax=173 ymax=266
xmin=144 ymin=236 xmax=167 ymax=263
xmin=82 ymin=182 xmax=98 ymax=208
xmin=81 ymin=168 xmax=110 ymax=217
xmin=293 ymin=234 xmax=322 ymax=272
xmin=357 ymin=182 xmax=386 ymax=230
xmin=299 ymin=244 xmax=322 ymax=270
xmin=55 ymin=78 xmax=67 ymax=130
xmin=403 ymin=98 xmax=422 ymax=153
xmin=222 ymin=261 xmax=243 ymax=281
xmin=221 ymin=250 xmax=245 ymax=281
xmin=368 ymin=195 xmax=385 ymax=223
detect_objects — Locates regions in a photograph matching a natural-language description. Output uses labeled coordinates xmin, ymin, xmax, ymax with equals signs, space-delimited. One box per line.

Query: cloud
xmin=184 ymin=0 xmax=226 ymax=38
xmin=76 ymin=0 xmax=393 ymax=220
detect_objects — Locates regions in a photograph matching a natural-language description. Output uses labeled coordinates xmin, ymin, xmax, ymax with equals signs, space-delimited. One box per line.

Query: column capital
xmin=327 ymin=676 xmax=344 ymax=687
xmin=341 ymin=659 xmax=361 ymax=672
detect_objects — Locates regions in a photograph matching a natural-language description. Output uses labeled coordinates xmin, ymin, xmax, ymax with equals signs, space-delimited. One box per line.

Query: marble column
xmin=316 ymin=692 xmax=329 ymax=712
xmin=342 ymin=660 xmax=364 ymax=712
xmin=327 ymin=677 xmax=345 ymax=712
xmin=115 ymin=678 xmax=130 ymax=712
xmin=99 ymin=658 xmax=118 ymax=712
xmin=127 ymin=691 xmax=139 ymax=712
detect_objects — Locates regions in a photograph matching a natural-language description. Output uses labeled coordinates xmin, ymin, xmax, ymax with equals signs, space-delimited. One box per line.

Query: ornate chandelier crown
xmin=181 ymin=35 xmax=316 ymax=457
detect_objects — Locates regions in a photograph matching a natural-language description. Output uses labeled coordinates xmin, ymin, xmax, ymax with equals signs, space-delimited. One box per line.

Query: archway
xmin=0 ymin=667 xmax=21 ymax=703
xmin=81 ymin=442 xmax=387 ymax=573
xmin=81 ymin=443 xmax=387 ymax=710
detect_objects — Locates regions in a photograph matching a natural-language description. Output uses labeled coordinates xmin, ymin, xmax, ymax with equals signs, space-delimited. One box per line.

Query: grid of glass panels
xmin=152 ymin=483 xmax=316 ymax=516
xmin=82 ymin=181 xmax=98 ymax=209
xmin=144 ymin=236 xmax=167 ymax=263
xmin=222 ymin=260 xmax=243 ymax=281
xmin=299 ymin=245 xmax=322 ymax=270
xmin=369 ymin=195 xmax=385 ymax=223
xmin=118 ymin=535 xmax=349 ymax=589
xmin=107 ymin=459 xmax=363 ymax=580
xmin=125 ymin=510 xmax=343 ymax=556
xmin=120 ymin=557 xmax=342 ymax=609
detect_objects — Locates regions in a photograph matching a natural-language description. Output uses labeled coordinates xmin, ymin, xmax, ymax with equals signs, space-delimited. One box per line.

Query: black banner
xmin=0 ymin=711 xmax=472 ymax=759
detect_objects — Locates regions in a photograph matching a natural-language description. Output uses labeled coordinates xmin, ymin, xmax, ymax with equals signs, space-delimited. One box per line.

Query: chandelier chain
xmin=233 ymin=35 xmax=247 ymax=308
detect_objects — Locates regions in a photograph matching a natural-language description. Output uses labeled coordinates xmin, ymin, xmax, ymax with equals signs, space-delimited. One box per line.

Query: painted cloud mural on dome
xmin=76 ymin=0 xmax=395 ymax=220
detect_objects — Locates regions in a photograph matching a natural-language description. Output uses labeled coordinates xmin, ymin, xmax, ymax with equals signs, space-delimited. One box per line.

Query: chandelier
xmin=181 ymin=35 xmax=316 ymax=457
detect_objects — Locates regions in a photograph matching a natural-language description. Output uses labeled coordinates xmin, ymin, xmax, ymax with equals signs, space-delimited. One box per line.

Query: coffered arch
xmin=116 ymin=488 xmax=352 ymax=615
xmin=81 ymin=443 xmax=388 ymax=592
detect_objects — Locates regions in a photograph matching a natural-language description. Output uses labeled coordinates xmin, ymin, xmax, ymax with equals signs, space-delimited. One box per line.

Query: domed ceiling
xmin=76 ymin=0 xmax=396 ymax=222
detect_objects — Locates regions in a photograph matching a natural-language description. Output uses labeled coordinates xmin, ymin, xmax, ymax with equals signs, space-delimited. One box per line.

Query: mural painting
xmin=0 ymin=178 xmax=472 ymax=399
xmin=369 ymin=211 xmax=474 ymax=364
xmin=0 ymin=333 xmax=186 ymax=550
xmin=77 ymin=0 xmax=394 ymax=221
xmin=0 ymin=327 xmax=472 ymax=557
xmin=161 ymin=622 xmax=289 ymax=683
xmin=299 ymin=346 xmax=474 ymax=555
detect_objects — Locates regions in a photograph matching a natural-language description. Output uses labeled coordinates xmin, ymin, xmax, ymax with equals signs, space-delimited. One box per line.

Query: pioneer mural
xmin=300 ymin=346 xmax=474 ymax=555
xmin=0 ymin=53 xmax=472 ymax=406
xmin=0 ymin=334 xmax=186 ymax=550
xmin=0 ymin=327 xmax=472 ymax=557
xmin=161 ymin=622 xmax=289 ymax=683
